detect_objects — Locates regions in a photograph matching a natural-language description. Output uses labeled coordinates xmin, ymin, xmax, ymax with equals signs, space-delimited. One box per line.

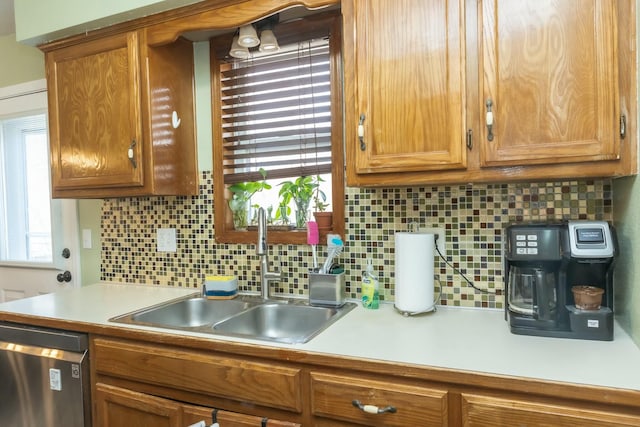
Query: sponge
xmin=204 ymin=275 xmax=238 ymax=299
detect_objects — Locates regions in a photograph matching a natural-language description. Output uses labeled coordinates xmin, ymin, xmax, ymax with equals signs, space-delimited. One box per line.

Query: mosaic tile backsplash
xmin=101 ymin=172 xmax=612 ymax=309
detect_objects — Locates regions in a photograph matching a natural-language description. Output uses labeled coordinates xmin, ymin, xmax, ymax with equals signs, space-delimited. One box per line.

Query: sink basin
xmin=213 ymin=302 xmax=356 ymax=344
xmin=111 ymin=296 xmax=258 ymax=329
xmin=110 ymin=295 xmax=356 ymax=344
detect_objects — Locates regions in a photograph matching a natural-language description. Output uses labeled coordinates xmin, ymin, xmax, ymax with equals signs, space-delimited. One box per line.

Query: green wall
xmin=15 ymin=0 xmax=204 ymax=45
xmin=613 ymin=177 xmax=640 ymax=347
xmin=0 ymin=34 xmax=44 ymax=86
xmin=611 ymin=4 xmax=640 ymax=348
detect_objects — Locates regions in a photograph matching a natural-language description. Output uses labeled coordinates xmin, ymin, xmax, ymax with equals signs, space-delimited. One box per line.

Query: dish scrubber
xmin=204 ymin=275 xmax=238 ymax=299
xmin=307 ymin=221 xmax=319 ymax=270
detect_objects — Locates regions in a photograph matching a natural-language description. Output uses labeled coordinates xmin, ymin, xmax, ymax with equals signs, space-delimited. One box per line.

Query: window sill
xmin=214 ymin=226 xmax=341 ymax=245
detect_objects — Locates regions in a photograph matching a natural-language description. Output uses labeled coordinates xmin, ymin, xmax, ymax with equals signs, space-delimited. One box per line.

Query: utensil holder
xmin=309 ymin=272 xmax=345 ymax=307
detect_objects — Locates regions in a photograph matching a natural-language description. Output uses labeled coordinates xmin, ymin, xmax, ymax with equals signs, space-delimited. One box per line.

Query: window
xmin=212 ymin=12 xmax=344 ymax=244
xmin=0 ymin=113 xmax=52 ymax=263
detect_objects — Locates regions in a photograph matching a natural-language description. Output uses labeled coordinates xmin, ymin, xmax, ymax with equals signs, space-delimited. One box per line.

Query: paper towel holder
xmin=394 ymin=276 xmax=441 ymax=317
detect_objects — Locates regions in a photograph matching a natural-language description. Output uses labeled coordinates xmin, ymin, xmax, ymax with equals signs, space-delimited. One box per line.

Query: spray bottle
xmin=361 ymin=259 xmax=380 ymax=309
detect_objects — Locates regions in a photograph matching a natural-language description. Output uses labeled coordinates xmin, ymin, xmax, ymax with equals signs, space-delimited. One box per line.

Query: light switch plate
xmin=82 ymin=229 xmax=92 ymax=249
xmin=157 ymin=228 xmax=177 ymax=252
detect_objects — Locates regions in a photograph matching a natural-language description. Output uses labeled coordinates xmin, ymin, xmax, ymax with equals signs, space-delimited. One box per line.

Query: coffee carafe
xmin=508 ymin=266 xmax=557 ymax=323
xmin=504 ymin=221 xmax=616 ymax=341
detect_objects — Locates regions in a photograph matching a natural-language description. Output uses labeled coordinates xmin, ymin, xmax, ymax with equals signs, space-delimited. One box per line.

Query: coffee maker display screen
xmin=576 ymin=228 xmax=605 ymax=244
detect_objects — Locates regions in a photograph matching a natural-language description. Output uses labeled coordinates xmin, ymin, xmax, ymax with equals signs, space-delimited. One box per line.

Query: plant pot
xmin=314 ymin=211 xmax=333 ymax=231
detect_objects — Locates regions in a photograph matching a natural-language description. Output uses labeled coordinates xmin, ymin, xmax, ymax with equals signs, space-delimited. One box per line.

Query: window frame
xmin=211 ymin=12 xmax=344 ymax=245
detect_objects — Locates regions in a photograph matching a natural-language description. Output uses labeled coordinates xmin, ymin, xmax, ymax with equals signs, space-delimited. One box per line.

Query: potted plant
xmin=227 ymin=168 xmax=271 ymax=230
xmin=278 ymin=175 xmax=317 ymax=229
xmin=311 ymin=175 xmax=332 ymax=231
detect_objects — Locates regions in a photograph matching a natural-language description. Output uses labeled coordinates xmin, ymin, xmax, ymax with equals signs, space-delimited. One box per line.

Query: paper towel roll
xmin=395 ymin=232 xmax=435 ymax=313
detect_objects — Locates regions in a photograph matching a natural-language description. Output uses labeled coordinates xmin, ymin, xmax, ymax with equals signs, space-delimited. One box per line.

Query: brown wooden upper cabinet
xmin=344 ymin=0 xmax=466 ymax=175
xmin=344 ymin=0 xmax=636 ymax=187
xmin=44 ymin=30 xmax=198 ymax=198
xmin=479 ymin=1 xmax=619 ymax=167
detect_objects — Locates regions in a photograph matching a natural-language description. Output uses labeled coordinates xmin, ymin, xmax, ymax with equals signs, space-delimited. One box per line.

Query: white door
xmin=0 ymin=80 xmax=81 ymax=302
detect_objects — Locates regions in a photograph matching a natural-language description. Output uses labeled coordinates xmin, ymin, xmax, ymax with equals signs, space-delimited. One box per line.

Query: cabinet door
xmin=94 ymin=383 xmax=181 ymax=427
xmin=47 ymin=31 xmax=144 ymax=192
xmin=461 ymin=393 xmax=640 ymax=427
xmin=479 ymin=0 xmax=620 ymax=167
xmin=344 ymin=0 xmax=466 ymax=177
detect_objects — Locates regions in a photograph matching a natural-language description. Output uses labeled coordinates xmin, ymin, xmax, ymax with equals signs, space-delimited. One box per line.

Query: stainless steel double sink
xmin=110 ymin=295 xmax=356 ymax=344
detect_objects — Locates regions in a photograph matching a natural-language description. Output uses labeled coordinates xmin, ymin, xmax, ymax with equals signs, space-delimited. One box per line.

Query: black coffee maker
xmin=504 ymin=221 xmax=616 ymax=341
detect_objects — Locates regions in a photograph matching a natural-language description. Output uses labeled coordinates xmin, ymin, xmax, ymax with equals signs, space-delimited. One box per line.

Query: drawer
xmin=461 ymin=393 xmax=640 ymax=427
xmin=92 ymin=337 xmax=302 ymax=412
xmin=310 ymin=372 xmax=448 ymax=426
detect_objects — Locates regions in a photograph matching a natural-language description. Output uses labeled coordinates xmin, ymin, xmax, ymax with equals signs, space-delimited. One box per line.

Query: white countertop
xmin=1 ymin=282 xmax=639 ymax=392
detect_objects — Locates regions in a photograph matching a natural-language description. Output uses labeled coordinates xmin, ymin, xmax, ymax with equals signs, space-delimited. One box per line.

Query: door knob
xmin=56 ymin=271 xmax=72 ymax=283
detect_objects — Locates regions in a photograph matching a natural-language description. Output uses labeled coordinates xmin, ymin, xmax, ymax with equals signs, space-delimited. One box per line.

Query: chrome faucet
xmin=257 ymin=207 xmax=281 ymax=299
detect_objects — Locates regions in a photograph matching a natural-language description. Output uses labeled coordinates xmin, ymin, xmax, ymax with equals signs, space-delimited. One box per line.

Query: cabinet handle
xmin=352 ymin=399 xmax=397 ymax=415
xmin=620 ymin=114 xmax=627 ymax=139
xmin=127 ymin=140 xmax=137 ymax=168
xmin=485 ymin=99 xmax=494 ymax=141
xmin=358 ymin=113 xmax=366 ymax=151
xmin=466 ymin=129 xmax=473 ymax=150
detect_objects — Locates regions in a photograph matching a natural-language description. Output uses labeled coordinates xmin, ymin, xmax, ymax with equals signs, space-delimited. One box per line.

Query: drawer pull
xmin=352 ymin=399 xmax=397 ymax=415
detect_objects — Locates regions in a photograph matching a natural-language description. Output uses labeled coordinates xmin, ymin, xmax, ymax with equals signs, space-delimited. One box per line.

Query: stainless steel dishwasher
xmin=0 ymin=322 xmax=91 ymax=427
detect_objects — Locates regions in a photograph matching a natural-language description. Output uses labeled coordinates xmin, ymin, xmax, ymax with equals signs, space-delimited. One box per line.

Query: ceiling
xmin=0 ymin=0 xmax=15 ymax=36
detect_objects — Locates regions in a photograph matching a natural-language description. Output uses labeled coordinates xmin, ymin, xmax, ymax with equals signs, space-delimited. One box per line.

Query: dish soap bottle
xmin=361 ymin=259 xmax=379 ymax=309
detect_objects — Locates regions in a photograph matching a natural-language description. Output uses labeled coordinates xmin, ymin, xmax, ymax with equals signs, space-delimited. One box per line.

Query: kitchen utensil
xmin=321 ymin=235 xmax=343 ymax=274
xmin=307 ymin=221 xmax=319 ymax=270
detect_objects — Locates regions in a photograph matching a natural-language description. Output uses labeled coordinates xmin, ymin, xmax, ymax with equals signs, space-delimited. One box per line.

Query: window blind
xmin=220 ymin=38 xmax=332 ymax=184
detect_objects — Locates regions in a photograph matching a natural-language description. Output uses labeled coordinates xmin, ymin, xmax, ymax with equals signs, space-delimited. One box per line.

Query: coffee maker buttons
xmin=516 ymin=235 xmax=526 ymax=241
xmin=527 ymin=234 xmax=538 ymax=241
xmin=516 ymin=241 xmax=526 ymax=247
xmin=527 ymin=248 xmax=539 ymax=255
xmin=528 ymin=241 xmax=538 ymax=247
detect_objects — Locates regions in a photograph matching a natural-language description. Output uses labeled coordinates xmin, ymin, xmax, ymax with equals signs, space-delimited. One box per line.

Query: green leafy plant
xmin=312 ymin=175 xmax=328 ymax=212
xmin=227 ymin=168 xmax=271 ymax=230
xmin=274 ymin=200 xmax=291 ymax=225
xmin=278 ymin=175 xmax=318 ymax=228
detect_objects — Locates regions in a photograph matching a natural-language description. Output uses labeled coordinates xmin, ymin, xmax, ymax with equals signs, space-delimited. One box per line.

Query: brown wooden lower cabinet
xmin=461 ymin=393 xmax=640 ymax=427
xmin=89 ymin=335 xmax=640 ymax=427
